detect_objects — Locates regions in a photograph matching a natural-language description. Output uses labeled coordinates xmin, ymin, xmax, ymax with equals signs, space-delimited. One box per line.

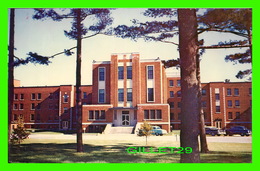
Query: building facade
xmin=11 ymin=53 xmax=252 ymax=133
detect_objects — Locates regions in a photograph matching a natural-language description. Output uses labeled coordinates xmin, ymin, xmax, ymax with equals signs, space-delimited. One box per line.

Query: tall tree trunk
xmin=8 ymin=8 xmax=15 ymax=162
xmin=76 ymin=8 xmax=83 ymax=152
xmin=196 ymin=54 xmax=209 ymax=153
xmin=178 ymin=8 xmax=200 ymax=163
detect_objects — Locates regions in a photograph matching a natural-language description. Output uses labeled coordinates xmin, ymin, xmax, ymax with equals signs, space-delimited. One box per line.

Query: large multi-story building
xmin=11 ymin=53 xmax=252 ymax=133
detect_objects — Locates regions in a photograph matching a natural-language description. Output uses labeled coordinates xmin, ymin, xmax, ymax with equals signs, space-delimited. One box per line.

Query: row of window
xmin=13 ymin=103 xmax=60 ymax=110
xmin=144 ymin=110 xmax=162 ymax=120
xmin=169 ymin=91 xmax=181 ymax=98
xmin=14 ymin=92 xmax=88 ymax=101
xmin=169 ymin=80 xmax=181 ymax=87
xmin=169 ymin=102 xmax=181 ymax=109
xmin=13 ymin=114 xmax=60 ymax=121
xmin=228 ymin=112 xmax=241 ymax=120
xmin=201 ymin=88 xmax=252 ymax=96
xmin=89 ymin=110 xmax=106 ymax=120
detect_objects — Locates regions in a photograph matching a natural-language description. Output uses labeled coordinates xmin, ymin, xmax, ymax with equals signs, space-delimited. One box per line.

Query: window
xmin=83 ymin=92 xmax=87 ymax=99
xmin=177 ymin=80 xmax=181 ymax=87
xmin=99 ymin=89 xmax=105 ymax=103
xmin=36 ymin=114 xmax=41 ymax=121
xmin=147 ymin=88 xmax=154 ymax=102
xmin=31 ymin=103 xmax=35 ymax=110
xmin=169 ymin=102 xmax=174 ymax=108
xmin=100 ymin=110 xmax=105 ymax=119
xmin=14 ymin=114 xmax=17 ymax=121
xmin=178 ymin=102 xmax=181 ymax=108
xmin=249 ymin=88 xmax=252 ymax=96
xmin=236 ymin=112 xmax=241 ymax=119
xmin=228 ymin=112 xmax=233 ymax=120
xmin=216 ymin=106 xmax=220 ymax=113
xmin=227 ymin=88 xmax=232 ymax=96
xmin=227 ymin=100 xmax=232 ymax=108
xmin=215 ymin=94 xmax=220 ymax=100
xmin=118 ymin=66 xmax=124 ymax=80
xmin=234 ymin=88 xmax=239 ymax=96
xmin=147 ymin=66 xmax=154 ymax=79
xmin=144 ymin=110 xmax=149 ymax=119
xmin=114 ymin=111 xmax=117 ymax=120
xmin=118 ymin=89 xmax=124 ymax=102
xmin=177 ymin=90 xmax=181 ymax=97
xmin=99 ymin=67 xmax=105 ymax=81
xmin=95 ymin=111 xmax=100 ymax=120
xmin=14 ymin=94 xmax=18 ymax=100
xmin=169 ymin=80 xmax=174 ymax=87
xmin=127 ymin=88 xmax=132 ymax=102
xmin=49 ymin=93 xmax=53 ymax=99
xmin=150 ymin=110 xmax=155 ymax=119
xmin=178 ymin=113 xmax=181 ymax=120
xmin=127 ymin=66 xmax=132 ymax=79
xmin=63 ymin=94 xmax=68 ymax=103
xmin=170 ymin=113 xmax=174 ymax=120
xmin=31 ymin=93 xmax=36 ymax=100
xmin=13 ymin=104 xmax=18 ymax=110
xmin=64 ymin=107 xmax=68 ymax=113
xmin=37 ymin=93 xmax=41 ymax=100
xmin=235 ymin=100 xmax=240 ymax=107
xmin=202 ymin=89 xmax=206 ymax=96
xmin=37 ymin=103 xmax=41 ymax=110
xmin=156 ymin=110 xmax=162 ymax=119
xmin=202 ymin=101 xmax=206 ymax=108
xmin=19 ymin=103 xmax=24 ymax=110
xmin=89 ymin=111 xmax=94 ymax=120
xmin=30 ymin=114 xmax=35 ymax=121
xmin=20 ymin=94 xmax=24 ymax=100
xmin=144 ymin=110 xmax=162 ymax=120
xmin=170 ymin=91 xmax=174 ymax=98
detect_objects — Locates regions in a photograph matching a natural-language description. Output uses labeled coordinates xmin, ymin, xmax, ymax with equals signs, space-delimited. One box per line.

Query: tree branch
xmin=199 ymin=44 xmax=251 ymax=49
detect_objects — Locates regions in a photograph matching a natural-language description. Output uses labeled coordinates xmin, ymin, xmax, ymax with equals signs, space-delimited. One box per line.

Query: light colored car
xmin=151 ymin=126 xmax=167 ymax=136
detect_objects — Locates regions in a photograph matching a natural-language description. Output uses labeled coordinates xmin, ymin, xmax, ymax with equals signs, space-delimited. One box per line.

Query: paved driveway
xmin=29 ymin=133 xmax=252 ymax=143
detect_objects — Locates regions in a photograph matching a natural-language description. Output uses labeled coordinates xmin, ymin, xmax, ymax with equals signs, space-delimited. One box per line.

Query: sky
xmin=12 ymin=8 xmax=251 ymax=87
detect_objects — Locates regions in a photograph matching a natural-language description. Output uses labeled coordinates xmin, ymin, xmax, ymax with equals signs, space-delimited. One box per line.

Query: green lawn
xmin=9 ymin=135 xmax=251 ymax=163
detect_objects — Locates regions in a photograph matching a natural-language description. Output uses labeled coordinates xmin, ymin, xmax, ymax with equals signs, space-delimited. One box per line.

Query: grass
xmin=9 ymin=134 xmax=252 ymax=163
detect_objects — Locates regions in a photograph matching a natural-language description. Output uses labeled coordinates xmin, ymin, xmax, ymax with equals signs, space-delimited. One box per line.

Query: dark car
xmin=205 ymin=126 xmax=225 ymax=136
xmin=225 ymin=126 xmax=251 ymax=136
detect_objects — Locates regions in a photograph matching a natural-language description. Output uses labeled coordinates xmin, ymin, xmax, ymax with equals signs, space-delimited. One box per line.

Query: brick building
xmin=11 ymin=53 xmax=252 ymax=133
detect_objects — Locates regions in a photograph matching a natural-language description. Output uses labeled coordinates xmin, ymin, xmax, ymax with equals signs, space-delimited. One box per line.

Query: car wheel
xmin=217 ymin=134 xmax=221 ymax=136
xmin=241 ymin=134 xmax=245 ymax=136
xmin=229 ymin=134 xmax=233 ymax=136
xmin=160 ymin=134 xmax=163 ymax=136
xmin=246 ymin=134 xmax=250 ymax=136
xmin=211 ymin=133 xmax=215 ymax=136
xmin=155 ymin=133 xmax=159 ymax=136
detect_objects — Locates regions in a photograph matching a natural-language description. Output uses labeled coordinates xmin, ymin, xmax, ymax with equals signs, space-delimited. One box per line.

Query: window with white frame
xmin=98 ymin=89 xmax=105 ymax=103
xmin=99 ymin=67 xmax=105 ymax=81
xmin=147 ymin=88 xmax=154 ymax=102
xmin=147 ymin=66 xmax=154 ymax=79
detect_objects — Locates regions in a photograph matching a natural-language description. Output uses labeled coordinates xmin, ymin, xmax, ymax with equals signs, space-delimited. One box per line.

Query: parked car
xmin=151 ymin=126 xmax=167 ymax=136
xmin=205 ymin=126 xmax=225 ymax=136
xmin=225 ymin=126 xmax=251 ymax=136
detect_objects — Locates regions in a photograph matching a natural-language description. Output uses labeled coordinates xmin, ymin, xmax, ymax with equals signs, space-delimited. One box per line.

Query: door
xmin=122 ymin=111 xmax=130 ymax=126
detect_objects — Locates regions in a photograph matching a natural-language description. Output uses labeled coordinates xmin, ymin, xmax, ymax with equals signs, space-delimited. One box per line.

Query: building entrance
xmin=122 ymin=111 xmax=130 ymax=126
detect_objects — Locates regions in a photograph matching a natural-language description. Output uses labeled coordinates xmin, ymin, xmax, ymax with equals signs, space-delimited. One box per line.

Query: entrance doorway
xmin=122 ymin=111 xmax=130 ymax=126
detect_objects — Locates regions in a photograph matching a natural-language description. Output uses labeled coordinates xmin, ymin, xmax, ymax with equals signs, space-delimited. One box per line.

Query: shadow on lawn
xmin=9 ymin=143 xmax=251 ymax=163
xmin=9 ymin=143 xmax=179 ymax=163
